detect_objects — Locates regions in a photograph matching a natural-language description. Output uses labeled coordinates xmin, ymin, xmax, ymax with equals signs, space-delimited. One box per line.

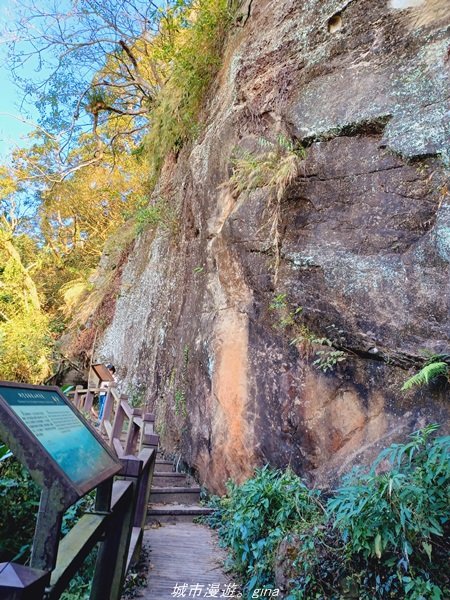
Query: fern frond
xmin=401 ymin=361 xmax=449 ymax=391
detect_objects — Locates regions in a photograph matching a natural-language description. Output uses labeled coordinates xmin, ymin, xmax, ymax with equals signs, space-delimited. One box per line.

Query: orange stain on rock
xmin=208 ymin=309 xmax=256 ymax=491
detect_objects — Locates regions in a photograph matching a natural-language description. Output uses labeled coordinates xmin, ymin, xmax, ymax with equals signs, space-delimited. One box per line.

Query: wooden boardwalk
xmin=136 ymin=522 xmax=234 ymax=599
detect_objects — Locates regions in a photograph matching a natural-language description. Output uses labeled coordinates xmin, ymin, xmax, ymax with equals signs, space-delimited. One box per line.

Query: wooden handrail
xmin=66 ymin=387 xmax=103 ymax=396
xmin=2 ymin=382 xmax=160 ymax=600
xmin=49 ymin=513 xmax=105 ymax=599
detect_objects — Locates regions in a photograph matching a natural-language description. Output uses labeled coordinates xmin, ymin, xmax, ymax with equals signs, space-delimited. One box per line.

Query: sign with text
xmin=0 ymin=384 xmax=120 ymax=489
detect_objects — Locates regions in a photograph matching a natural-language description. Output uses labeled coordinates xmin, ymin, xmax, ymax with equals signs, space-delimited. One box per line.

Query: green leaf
xmin=422 ymin=541 xmax=432 ymax=561
xmin=402 ymin=362 xmax=448 ymax=391
xmin=374 ymin=533 xmax=382 ymax=559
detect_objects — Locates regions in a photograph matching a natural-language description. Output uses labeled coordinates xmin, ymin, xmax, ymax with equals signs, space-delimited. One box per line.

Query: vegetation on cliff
xmin=206 ymin=426 xmax=450 ymax=599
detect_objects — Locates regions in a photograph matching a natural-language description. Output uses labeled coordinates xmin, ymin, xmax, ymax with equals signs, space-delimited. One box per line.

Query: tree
xmin=4 ymin=0 xmax=189 ymax=170
xmin=0 ymin=170 xmax=52 ymax=382
xmin=0 ymin=125 xmax=147 ymax=315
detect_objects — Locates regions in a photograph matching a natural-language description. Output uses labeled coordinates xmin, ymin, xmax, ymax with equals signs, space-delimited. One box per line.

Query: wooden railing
xmin=67 ymin=383 xmax=158 ymax=455
xmin=2 ymin=387 xmax=159 ymax=600
xmin=68 ymin=383 xmax=159 ymax=569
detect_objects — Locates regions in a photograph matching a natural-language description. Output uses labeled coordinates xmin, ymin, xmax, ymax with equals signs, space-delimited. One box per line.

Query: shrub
xmin=0 ymin=453 xmax=94 ymax=562
xmin=329 ymin=424 xmax=449 ymax=560
xmin=0 ymin=311 xmax=54 ymax=383
xmin=144 ymin=0 xmax=234 ymax=185
xmin=134 ymin=197 xmax=177 ymax=235
xmin=207 ymin=426 xmax=450 ymax=600
xmin=0 ymin=457 xmax=40 ymax=562
xmin=327 ymin=423 xmax=450 ymax=598
xmin=208 ymin=465 xmax=324 ymax=596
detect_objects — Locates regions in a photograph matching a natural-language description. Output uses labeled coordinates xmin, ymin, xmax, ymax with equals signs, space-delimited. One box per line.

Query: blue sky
xmin=0 ymin=4 xmax=36 ymax=160
xmin=0 ymin=63 xmax=35 ymax=160
xmin=0 ymin=0 xmax=165 ymax=161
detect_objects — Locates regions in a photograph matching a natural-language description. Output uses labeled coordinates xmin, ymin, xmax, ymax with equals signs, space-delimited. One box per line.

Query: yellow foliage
xmin=0 ymin=228 xmax=52 ymax=383
xmin=60 ymin=275 xmax=94 ymax=317
xmin=0 ymin=312 xmax=52 ymax=384
xmin=0 ymin=167 xmax=17 ymax=200
xmin=40 ymin=147 xmax=147 ymax=264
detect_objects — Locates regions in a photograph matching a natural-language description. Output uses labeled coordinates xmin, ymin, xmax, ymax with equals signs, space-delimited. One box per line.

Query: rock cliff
xmin=92 ymin=0 xmax=449 ymax=492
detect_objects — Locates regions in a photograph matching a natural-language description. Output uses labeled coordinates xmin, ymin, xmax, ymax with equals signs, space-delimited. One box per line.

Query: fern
xmin=401 ymin=361 xmax=449 ymax=391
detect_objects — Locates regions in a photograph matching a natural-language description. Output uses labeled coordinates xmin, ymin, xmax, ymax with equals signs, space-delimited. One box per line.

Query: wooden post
xmin=133 ymin=448 xmax=155 ymax=531
xmin=0 ymin=562 xmax=49 ymax=600
xmin=142 ymin=412 xmax=155 ymax=434
xmin=31 ymin=487 xmax=64 ymax=571
xmin=90 ymin=479 xmax=135 ymax=600
xmin=73 ymin=385 xmax=84 ymax=409
xmin=110 ymin=395 xmax=127 ymax=443
xmin=95 ymin=477 xmax=113 ymax=512
xmin=124 ymin=409 xmax=142 ymax=455
xmin=100 ymin=383 xmax=115 ymax=433
xmin=84 ymin=389 xmax=94 ymax=412
xmin=120 ymin=455 xmax=144 ymax=569
xmin=129 ymin=434 xmax=159 ymax=563
xmin=140 ymin=414 xmax=156 ymax=450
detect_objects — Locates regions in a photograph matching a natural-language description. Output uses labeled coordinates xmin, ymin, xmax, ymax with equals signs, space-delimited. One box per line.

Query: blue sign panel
xmin=0 ymin=385 xmax=118 ymax=486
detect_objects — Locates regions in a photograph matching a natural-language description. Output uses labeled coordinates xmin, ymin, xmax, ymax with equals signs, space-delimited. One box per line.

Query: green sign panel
xmin=0 ymin=384 xmax=119 ymax=488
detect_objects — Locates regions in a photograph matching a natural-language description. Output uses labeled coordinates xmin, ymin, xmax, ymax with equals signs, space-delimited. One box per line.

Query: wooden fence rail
xmin=1 ymin=387 xmax=158 ymax=600
xmin=67 ymin=384 xmax=158 ymax=454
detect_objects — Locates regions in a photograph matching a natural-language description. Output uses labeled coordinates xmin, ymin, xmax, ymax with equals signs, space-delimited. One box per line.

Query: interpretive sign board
xmin=92 ymin=364 xmax=115 ymax=382
xmin=0 ymin=381 xmax=121 ymax=497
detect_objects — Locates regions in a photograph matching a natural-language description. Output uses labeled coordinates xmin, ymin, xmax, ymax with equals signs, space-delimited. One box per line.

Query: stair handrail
xmin=1 ymin=385 xmax=160 ymax=600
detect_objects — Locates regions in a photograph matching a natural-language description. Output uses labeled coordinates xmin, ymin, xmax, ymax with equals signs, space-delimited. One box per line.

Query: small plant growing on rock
xmin=227 ymin=135 xmax=304 ymax=200
xmin=226 ymin=135 xmax=306 ymax=281
xmin=313 ymin=348 xmax=347 ymax=372
xmin=269 ymin=293 xmax=303 ymax=329
xmin=128 ymin=385 xmax=146 ymax=408
xmin=270 ymin=294 xmax=348 ymax=373
xmin=401 ymin=355 xmax=449 ymax=391
xmin=134 ymin=197 xmax=177 ymax=235
xmin=174 ymin=389 xmax=187 ymax=417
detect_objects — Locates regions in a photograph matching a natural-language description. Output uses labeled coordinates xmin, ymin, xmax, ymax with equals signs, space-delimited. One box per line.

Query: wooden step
xmin=150 ymin=486 xmax=201 ymax=504
xmin=155 ymin=460 xmax=174 ymax=473
xmin=153 ymin=472 xmax=190 ymax=487
xmin=147 ymin=503 xmax=213 ymax=524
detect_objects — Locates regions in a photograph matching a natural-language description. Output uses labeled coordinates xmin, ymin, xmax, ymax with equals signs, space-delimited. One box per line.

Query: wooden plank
xmin=126 ymin=526 xmax=142 ymax=570
xmin=140 ymin=523 xmax=233 ymax=599
xmin=111 ymin=403 xmax=126 ymax=443
xmin=100 ymin=386 xmax=115 ymax=432
xmin=84 ymin=390 xmax=94 ymax=412
xmin=124 ymin=420 xmax=139 ymax=455
xmin=133 ymin=449 xmax=154 ymax=530
xmin=120 ymin=400 xmax=141 ymax=420
xmin=113 ymin=437 xmax=124 ymax=457
xmin=49 ymin=513 xmax=105 ymax=599
xmin=92 ymin=364 xmax=115 ymax=382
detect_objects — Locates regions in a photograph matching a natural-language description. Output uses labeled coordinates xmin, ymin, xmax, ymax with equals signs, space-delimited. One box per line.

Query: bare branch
xmin=0 ymin=112 xmax=58 ymax=142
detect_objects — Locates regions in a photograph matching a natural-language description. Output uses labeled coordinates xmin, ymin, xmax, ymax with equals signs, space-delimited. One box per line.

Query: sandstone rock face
xmin=96 ymin=0 xmax=450 ymax=492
